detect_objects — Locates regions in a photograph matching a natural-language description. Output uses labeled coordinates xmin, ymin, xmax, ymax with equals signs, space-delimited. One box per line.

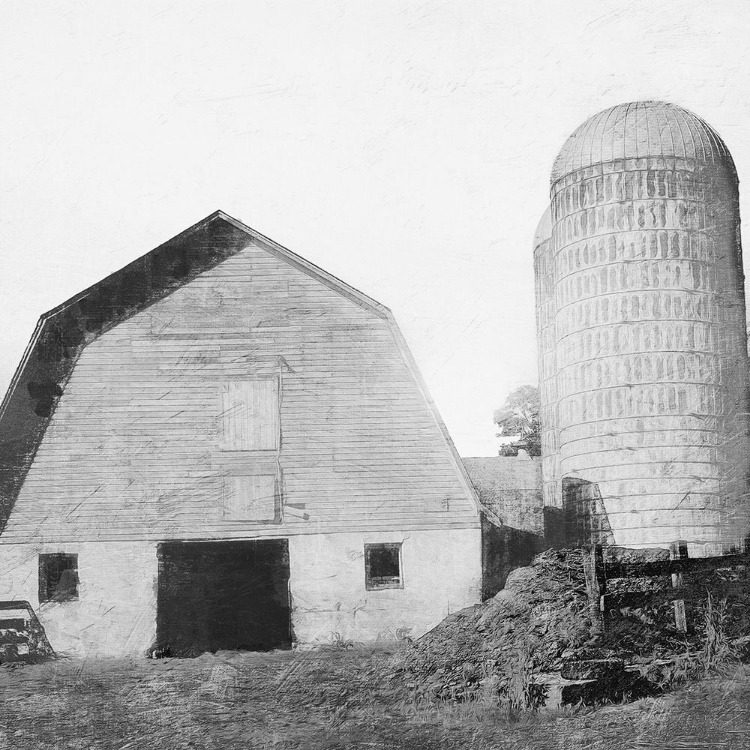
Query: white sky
xmin=1 ymin=1 xmax=749 ymax=456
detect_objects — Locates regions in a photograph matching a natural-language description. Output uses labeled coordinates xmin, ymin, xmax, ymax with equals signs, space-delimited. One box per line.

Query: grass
xmin=0 ymin=647 xmax=747 ymax=749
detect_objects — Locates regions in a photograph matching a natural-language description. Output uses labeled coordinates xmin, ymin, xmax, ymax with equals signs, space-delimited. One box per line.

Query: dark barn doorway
xmin=156 ymin=539 xmax=291 ymax=657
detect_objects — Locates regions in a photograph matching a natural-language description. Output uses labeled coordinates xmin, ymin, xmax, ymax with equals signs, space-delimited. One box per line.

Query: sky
xmin=1 ymin=0 xmax=749 ymax=456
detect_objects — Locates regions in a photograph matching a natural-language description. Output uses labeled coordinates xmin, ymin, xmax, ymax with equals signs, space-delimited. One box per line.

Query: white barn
xmin=0 ymin=212 xmax=484 ymax=657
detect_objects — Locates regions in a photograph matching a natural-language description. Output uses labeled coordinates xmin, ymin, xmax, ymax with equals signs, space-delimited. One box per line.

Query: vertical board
xmin=221 ymin=379 xmax=279 ymax=451
xmin=222 ymin=475 xmax=277 ymax=522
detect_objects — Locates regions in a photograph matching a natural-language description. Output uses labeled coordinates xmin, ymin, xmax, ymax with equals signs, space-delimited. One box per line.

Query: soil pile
xmin=395 ymin=548 xmax=750 ymax=705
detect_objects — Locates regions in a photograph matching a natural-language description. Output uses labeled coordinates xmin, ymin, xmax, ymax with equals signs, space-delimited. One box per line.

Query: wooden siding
xmin=221 ymin=475 xmax=278 ymax=522
xmin=3 ymin=239 xmax=478 ymax=542
xmin=220 ymin=379 xmax=279 ymax=451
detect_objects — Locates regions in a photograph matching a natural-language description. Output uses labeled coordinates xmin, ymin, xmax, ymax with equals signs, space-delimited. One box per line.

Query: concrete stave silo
xmin=533 ymin=209 xmax=559 ymax=508
xmin=538 ymin=101 xmax=750 ymax=555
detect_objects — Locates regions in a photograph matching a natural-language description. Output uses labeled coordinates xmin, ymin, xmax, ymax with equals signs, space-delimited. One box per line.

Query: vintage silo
xmin=534 ymin=208 xmax=559 ymax=509
xmin=537 ymin=101 xmax=750 ymax=555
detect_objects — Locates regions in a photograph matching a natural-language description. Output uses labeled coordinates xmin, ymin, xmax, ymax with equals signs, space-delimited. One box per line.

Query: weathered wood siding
xmin=4 ymin=239 xmax=478 ymax=542
xmin=220 ymin=379 xmax=279 ymax=451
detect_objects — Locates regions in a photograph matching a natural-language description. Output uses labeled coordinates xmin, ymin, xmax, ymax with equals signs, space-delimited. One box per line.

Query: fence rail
xmin=581 ymin=543 xmax=750 ymax=633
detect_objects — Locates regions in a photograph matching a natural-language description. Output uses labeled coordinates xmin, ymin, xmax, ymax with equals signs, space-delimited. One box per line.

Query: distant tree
xmin=493 ymin=385 xmax=541 ymax=457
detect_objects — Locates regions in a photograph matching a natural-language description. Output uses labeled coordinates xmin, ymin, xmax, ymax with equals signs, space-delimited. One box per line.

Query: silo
xmin=541 ymin=101 xmax=750 ymax=555
xmin=533 ymin=209 xmax=558 ymax=508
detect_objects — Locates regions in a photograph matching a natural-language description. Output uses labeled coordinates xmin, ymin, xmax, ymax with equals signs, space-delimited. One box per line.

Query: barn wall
xmin=0 ymin=541 xmax=157 ymax=658
xmin=462 ymin=455 xmax=543 ymax=535
xmin=0 ymin=530 xmax=481 ymax=656
xmin=462 ymin=456 xmax=546 ymax=599
xmin=479 ymin=516 xmax=546 ymax=599
xmin=288 ymin=529 xmax=482 ymax=644
xmin=3 ymin=240 xmax=478 ymax=543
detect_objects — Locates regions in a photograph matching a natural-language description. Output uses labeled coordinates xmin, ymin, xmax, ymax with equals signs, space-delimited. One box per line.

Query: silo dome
xmin=537 ymin=100 xmax=750 ymax=556
xmin=551 ymin=101 xmax=735 ymax=184
xmin=534 ymin=207 xmax=552 ymax=247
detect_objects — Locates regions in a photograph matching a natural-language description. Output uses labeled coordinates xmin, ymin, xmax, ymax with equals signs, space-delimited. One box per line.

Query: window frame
xmin=364 ymin=543 xmax=404 ymax=591
xmin=38 ymin=553 xmax=79 ymax=604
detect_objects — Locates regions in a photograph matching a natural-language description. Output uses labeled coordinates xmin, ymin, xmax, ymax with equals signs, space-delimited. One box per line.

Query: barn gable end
xmin=0 ymin=212 xmax=480 ymax=543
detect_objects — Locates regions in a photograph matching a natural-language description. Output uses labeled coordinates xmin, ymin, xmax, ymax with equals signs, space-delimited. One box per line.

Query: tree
xmin=493 ymin=385 xmax=541 ymax=457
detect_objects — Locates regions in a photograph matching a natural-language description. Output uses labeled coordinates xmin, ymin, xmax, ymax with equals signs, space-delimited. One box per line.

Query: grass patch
xmin=0 ymin=650 xmax=747 ymax=749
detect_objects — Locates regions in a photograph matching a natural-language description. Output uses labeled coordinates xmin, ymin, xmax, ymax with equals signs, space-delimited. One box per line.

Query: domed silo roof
xmin=533 ymin=207 xmax=552 ymax=248
xmin=551 ymin=101 xmax=735 ymax=184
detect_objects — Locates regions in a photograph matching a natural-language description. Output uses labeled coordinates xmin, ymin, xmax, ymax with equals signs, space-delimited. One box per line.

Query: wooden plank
xmin=673 ymin=599 xmax=687 ymax=633
xmin=222 ymin=475 xmax=277 ymax=522
xmin=670 ymin=540 xmax=689 ymax=632
xmin=3 ymin=518 xmax=480 ymax=543
xmin=670 ymin=539 xmax=689 ymax=588
xmin=221 ymin=379 xmax=279 ymax=451
xmin=583 ymin=545 xmax=605 ymax=629
xmin=602 ymin=554 xmax=749 ymax=579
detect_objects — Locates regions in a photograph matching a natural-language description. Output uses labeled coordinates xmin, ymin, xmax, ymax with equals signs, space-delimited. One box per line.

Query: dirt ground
xmin=0 ymin=649 xmax=747 ymax=750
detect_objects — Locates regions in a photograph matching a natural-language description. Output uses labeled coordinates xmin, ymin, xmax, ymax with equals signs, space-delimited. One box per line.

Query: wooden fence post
xmin=670 ymin=540 xmax=688 ymax=633
xmin=583 ymin=544 xmax=605 ymax=632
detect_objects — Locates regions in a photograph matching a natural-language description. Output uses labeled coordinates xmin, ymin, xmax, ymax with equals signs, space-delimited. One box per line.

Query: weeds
xmin=637 ymin=592 xmax=742 ymax=693
xmin=642 ymin=650 xmax=697 ymax=691
xmin=505 ymin=643 xmax=541 ymax=710
xmin=700 ymin=592 xmax=738 ymax=674
xmin=323 ymin=632 xmax=356 ymax=651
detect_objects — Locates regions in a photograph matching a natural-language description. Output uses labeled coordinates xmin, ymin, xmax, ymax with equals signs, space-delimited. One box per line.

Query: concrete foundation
xmin=288 ymin=529 xmax=482 ymax=645
xmin=0 ymin=528 xmax=481 ymax=656
xmin=0 ymin=541 xmax=158 ymax=658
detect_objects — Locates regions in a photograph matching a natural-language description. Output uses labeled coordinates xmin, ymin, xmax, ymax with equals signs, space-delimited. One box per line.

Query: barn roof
xmin=0 ymin=211 xmax=483 ymax=533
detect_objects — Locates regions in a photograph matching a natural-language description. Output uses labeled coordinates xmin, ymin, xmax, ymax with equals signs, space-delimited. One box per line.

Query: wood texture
xmin=3 ymin=239 xmax=479 ymax=542
xmin=221 ymin=379 xmax=279 ymax=452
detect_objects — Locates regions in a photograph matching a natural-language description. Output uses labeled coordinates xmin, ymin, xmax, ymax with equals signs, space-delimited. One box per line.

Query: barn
xmin=0 ymin=211 xmax=484 ymax=657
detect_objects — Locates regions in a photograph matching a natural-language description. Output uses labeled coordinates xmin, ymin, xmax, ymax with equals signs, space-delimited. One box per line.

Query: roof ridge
xmin=214 ymin=212 xmax=391 ymax=319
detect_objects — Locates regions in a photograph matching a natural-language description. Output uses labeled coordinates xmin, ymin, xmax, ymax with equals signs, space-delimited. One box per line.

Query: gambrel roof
xmin=0 ymin=211 xmax=485 ymax=533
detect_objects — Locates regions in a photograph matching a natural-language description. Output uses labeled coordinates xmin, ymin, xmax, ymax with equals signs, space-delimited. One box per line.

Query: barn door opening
xmin=156 ymin=539 xmax=291 ymax=657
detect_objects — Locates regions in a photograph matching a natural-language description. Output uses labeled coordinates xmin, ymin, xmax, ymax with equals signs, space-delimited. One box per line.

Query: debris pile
xmin=0 ymin=601 xmax=54 ymax=665
xmin=394 ymin=548 xmax=749 ymax=707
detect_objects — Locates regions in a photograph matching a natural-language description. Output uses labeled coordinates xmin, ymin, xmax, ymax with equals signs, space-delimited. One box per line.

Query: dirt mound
xmin=394 ymin=548 xmax=750 ymax=706
xmin=398 ymin=549 xmax=595 ymax=702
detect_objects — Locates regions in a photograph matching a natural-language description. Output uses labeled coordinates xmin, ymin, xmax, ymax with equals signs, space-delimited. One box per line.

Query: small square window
xmin=364 ymin=543 xmax=403 ymax=590
xmin=39 ymin=554 xmax=79 ymax=603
